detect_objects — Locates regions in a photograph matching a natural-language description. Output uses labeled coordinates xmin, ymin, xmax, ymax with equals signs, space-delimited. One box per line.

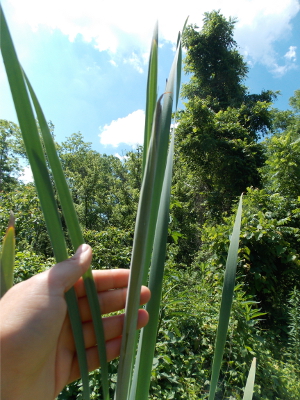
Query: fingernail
xmin=74 ymin=244 xmax=89 ymax=256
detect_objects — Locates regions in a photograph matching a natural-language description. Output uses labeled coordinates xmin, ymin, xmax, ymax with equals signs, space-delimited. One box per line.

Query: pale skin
xmin=0 ymin=244 xmax=151 ymax=400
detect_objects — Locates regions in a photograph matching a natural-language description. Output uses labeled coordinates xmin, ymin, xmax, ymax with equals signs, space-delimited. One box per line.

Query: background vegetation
xmin=1 ymin=10 xmax=299 ymax=399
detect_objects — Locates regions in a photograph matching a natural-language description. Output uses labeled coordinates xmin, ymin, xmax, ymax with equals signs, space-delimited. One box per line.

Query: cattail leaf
xmin=0 ymin=213 xmax=15 ymax=297
xmin=114 ymin=95 xmax=164 ymax=400
xmin=129 ymin=29 xmax=183 ymax=400
xmin=242 ymin=358 xmax=256 ymax=400
xmin=129 ymin=132 xmax=175 ymax=400
xmin=142 ymin=22 xmax=158 ymax=175
xmin=141 ymin=29 xmax=182 ymax=286
xmin=0 ymin=5 xmax=66 ymax=263
xmin=114 ymin=24 xmax=183 ymax=400
xmin=23 ymin=72 xmax=109 ymax=400
xmin=208 ymin=195 xmax=243 ymax=400
xmin=0 ymin=6 xmax=90 ymax=399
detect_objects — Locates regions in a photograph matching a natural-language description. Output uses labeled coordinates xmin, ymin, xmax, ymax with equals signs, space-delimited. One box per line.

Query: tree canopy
xmin=176 ymin=11 xmax=276 ymax=218
xmin=182 ymin=10 xmax=248 ymax=111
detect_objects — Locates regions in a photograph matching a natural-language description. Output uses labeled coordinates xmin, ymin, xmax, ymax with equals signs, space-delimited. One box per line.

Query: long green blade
xmin=129 ymin=132 xmax=175 ymax=400
xmin=142 ymin=22 xmax=158 ymax=175
xmin=114 ymin=95 xmax=164 ymax=400
xmin=242 ymin=358 xmax=256 ymax=400
xmin=208 ymin=195 xmax=243 ymax=400
xmin=23 ymin=73 xmax=109 ymax=400
xmin=124 ymin=27 xmax=159 ymax=393
xmin=129 ymin=30 xmax=183 ymax=400
xmin=114 ymin=25 xmax=183 ymax=400
xmin=0 ymin=7 xmax=64 ymax=258
xmin=0 ymin=213 xmax=15 ymax=297
xmin=142 ymin=28 xmax=182 ymax=286
xmin=0 ymin=7 xmax=90 ymax=399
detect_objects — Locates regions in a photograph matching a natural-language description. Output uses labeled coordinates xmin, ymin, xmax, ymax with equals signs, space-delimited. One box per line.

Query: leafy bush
xmin=13 ymin=250 xmax=54 ymax=284
xmin=83 ymin=227 xmax=133 ymax=270
xmin=196 ymin=188 xmax=300 ymax=334
xmin=0 ymin=185 xmax=51 ymax=256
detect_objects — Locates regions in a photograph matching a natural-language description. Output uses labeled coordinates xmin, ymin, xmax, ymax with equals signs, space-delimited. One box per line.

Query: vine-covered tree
xmin=176 ymin=11 xmax=276 ymax=219
xmin=181 ymin=11 xmax=248 ymax=111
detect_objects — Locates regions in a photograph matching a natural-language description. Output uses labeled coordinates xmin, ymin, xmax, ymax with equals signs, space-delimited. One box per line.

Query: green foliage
xmin=59 ymin=261 xmax=300 ymax=399
xmin=115 ymin=29 xmax=183 ymax=399
xmin=0 ymin=185 xmax=51 ymax=256
xmin=83 ymin=228 xmax=132 ymax=269
xmin=0 ymin=119 xmax=24 ymax=191
xmin=57 ymin=362 xmax=119 ymax=400
xmin=275 ymin=361 xmax=300 ymax=400
xmin=0 ymin=213 xmax=15 ymax=296
xmin=176 ymin=98 xmax=268 ymax=217
xmin=58 ymin=133 xmax=122 ymax=230
xmin=13 ymin=250 xmax=54 ymax=283
xmin=262 ymin=90 xmax=300 ymax=199
xmin=168 ymin=160 xmax=199 ymax=267
xmin=262 ymin=131 xmax=300 ymax=197
xmin=58 ymin=133 xmax=140 ymax=232
xmin=58 ymin=266 xmax=262 ymax=399
xmin=208 ymin=196 xmax=243 ymax=400
xmin=240 ymin=189 xmax=300 ymax=332
xmin=177 ymin=12 xmax=276 ymax=218
xmin=182 ymin=11 xmax=248 ymax=111
xmin=3 ymin=124 xmax=299 ymax=400
xmin=2 ymin=4 xmax=300 ymax=398
xmin=197 ymin=187 xmax=300 ymax=334
xmin=145 ymin=265 xmax=291 ymax=399
xmin=287 ymin=287 xmax=300 ymax=365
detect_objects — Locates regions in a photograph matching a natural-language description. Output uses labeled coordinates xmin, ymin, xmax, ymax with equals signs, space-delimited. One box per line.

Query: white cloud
xmin=123 ymin=52 xmax=144 ymax=74
xmin=232 ymin=0 xmax=299 ymax=75
xmin=99 ymin=109 xmax=145 ymax=147
xmin=271 ymin=46 xmax=298 ymax=77
xmin=2 ymin=0 xmax=299 ymax=75
xmin=284 ymin=45 xmax=297 ymax=61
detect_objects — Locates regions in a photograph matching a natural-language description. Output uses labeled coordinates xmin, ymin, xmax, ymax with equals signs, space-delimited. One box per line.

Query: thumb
xmin=49 ymin=244 xmax=92 ymax=293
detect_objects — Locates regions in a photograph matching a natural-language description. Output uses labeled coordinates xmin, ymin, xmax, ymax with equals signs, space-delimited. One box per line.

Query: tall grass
xmin=0 ymin=212 xmax=15 ymax=297
xmin=209 ymin=195 xmax=243 ymax=399
xmin=0 ymin=5 xmax=255 ymax=399
xmin=1 ymin=6 xmax=108 ymax=399
xmin=243 ymin=358 xmax=256 ymax=400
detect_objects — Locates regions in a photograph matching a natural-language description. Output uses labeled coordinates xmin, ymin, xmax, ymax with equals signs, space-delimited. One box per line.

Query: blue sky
xmin=1 ymin=0 xmax=299 ymax=172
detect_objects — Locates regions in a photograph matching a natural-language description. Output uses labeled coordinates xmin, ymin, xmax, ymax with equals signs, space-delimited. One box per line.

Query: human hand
xmin=0 ymin=244 xmax=151 ymax=400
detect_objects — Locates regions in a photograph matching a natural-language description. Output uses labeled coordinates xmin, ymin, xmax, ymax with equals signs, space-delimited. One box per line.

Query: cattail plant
xmin=0 ymin=5 xmax=256 ymax=399
xmin=0 ymin=212 xmax=15 ymax=297
xmin=243 ymin=358 xmax=256 ymax=400
xmin=1 ymin=6 xmax=108 ymax=399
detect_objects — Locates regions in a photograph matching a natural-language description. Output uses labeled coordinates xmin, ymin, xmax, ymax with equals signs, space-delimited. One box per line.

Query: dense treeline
xmin=1 ymin=11 xmax=300 ymax=399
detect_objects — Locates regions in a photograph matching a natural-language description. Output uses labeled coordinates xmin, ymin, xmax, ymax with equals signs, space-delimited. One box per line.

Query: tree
xmin=0 ymin=120 xmax=23 ymax=191
xmin=261 ymin=90 xmax=300 ymax=198
xmin=176 ymin=11 xmax=276 ymax=219
xmin=58 ymin=133 xmax=141 ymax=232
xmin=58 ymin=133 xmax=119 ymax=230
xmin=0 ymin=184 xmax=51 ymax=256
xmin=182 ymin=10 xmax=248 ymax=111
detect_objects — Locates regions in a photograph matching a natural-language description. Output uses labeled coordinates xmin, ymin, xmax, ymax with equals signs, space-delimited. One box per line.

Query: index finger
xmin=74 ymin=269 xmax=130 ymax=297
